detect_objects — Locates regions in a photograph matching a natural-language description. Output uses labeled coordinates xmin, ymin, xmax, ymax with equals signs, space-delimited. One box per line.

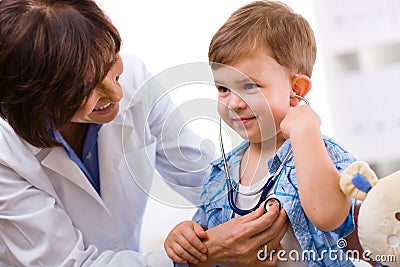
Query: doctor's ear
xmin=290 ymin=74 xmax=311 ymax=107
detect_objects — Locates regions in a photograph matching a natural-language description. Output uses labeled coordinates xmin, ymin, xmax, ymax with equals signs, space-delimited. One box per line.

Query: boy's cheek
xmin=217 ymin=103 xmax=228 ymax=118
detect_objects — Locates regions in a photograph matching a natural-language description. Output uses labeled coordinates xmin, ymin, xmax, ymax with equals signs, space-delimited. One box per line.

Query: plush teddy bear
xmin=340 ymin=161 xmax=400 ymax=266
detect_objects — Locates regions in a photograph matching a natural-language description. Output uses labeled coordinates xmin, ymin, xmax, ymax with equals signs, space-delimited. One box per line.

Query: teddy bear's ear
xmin=340 ymin=161 xmax=378 ymax=201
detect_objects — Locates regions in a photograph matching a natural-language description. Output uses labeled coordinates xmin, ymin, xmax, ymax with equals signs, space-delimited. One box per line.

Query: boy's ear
xmin=290 ymin=74 xmax=311 ymax=107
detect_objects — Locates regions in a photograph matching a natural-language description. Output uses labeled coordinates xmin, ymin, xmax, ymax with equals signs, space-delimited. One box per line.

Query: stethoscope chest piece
xmin=263 ymin=197 xmax=282 ymax=212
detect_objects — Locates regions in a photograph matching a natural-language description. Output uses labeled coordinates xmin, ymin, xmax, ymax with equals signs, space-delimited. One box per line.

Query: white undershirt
xmin=234 ymin=180 xmax=307 ymax=266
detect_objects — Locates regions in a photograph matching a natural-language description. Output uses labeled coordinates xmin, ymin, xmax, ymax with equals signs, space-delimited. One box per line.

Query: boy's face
xmin=213 ymin=51 xmax=292 ymax=143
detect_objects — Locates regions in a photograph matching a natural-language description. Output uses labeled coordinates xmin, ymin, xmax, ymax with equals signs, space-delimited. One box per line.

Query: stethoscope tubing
xmin=219 ymin=94 xmax=309 ymax=216
xmin=219 ymin=117 xmax=289 ymax=216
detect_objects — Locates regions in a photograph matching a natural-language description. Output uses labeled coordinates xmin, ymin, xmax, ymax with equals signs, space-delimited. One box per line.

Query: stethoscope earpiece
xmin=291 ymin=93 xmax=310 ymax=106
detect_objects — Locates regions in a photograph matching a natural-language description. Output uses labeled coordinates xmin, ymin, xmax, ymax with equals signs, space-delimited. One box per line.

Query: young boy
xmin=165 ymin=1 xmax=356 ymax=266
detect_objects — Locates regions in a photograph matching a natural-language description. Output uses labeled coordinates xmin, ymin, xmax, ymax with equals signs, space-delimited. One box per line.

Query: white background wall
xmin=312 ymin=0 xmax=400 ymax=168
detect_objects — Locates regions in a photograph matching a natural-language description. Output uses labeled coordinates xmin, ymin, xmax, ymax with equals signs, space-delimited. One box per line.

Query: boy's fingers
xmin=176 ymin=232 xmax=207 ymax=262
xmin=170 ymin=243 xmax=200 ymax=264
xmin=164 ymin=246 xmax=188 ymax=264
xmin=163 ymin=221 xmax=207 ymax=264
xmin=193 ymin=222 xmax=207 ymax=239
xmin=181 ymin=231 xmax=207 ymax=260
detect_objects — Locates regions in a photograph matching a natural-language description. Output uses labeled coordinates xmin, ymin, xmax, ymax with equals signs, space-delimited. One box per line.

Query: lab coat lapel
xmin=13 ymin=141 xmax=64 ymax=208
xmin=39 ymin=120 xmax=135 ymax=212
xmin=40 ymin=146 xmax=106 ymax=209
xmin=98 ymin=122 xmax=125 ymax=191
xmin=97 ymin=121 xmax=134 ymax=202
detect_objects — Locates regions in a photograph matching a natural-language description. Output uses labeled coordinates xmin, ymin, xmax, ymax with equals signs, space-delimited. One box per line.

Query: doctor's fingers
xmin=237 ymin=203 xmax=280 ymax=237
xmin=250 ymin=208 xmax=288 ymax=251
xmin=263 ymin=219 xmax=289 ymax=252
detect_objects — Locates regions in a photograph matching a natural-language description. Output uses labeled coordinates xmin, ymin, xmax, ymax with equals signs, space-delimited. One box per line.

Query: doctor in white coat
xmin=0 ymin=1 xmax=287 ymax=266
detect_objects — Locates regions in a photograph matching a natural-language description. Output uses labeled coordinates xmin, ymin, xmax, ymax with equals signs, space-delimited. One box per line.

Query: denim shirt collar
xmin=212 ymin=139 xmax=295 ymax=180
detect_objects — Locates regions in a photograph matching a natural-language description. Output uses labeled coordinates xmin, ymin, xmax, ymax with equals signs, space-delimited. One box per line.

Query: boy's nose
xmin=227 ymin=92 xmax=246 ymax=111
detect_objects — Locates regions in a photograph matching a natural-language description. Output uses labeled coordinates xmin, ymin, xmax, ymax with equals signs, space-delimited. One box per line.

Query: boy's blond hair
xmin=209 ymin=0 xmax=316 ymax=77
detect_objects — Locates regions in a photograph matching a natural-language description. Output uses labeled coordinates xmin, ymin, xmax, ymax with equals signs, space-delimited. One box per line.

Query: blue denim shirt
xmin=192 ymin=136 xmax=357 ymax=267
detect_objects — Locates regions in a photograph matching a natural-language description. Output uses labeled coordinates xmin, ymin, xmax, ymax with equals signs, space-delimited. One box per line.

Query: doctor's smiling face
xmin=213 ymin=51 xmax=293 ymax=144
xmin=71 ymin=54 xmax=124 ymax=124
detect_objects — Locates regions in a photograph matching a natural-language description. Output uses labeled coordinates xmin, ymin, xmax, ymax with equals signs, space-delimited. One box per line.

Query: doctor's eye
xmin=216 ymin=85 xmax=231 ymax=94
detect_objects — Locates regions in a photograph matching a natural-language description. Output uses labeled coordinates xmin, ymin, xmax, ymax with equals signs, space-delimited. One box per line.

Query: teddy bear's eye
xmin=396 ymin=212 xmax=400 ymax=222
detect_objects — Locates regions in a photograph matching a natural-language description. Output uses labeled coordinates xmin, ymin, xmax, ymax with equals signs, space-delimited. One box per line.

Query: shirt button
xmin=86 ymin=152 xmax=92 ymax=159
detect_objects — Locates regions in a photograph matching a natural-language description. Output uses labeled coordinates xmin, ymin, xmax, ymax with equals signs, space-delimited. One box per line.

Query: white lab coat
xmin=0 ymin=55 xmax=211 ymax=266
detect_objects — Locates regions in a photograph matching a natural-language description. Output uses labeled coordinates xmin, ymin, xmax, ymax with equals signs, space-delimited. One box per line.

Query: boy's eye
xmin=216 ymin=85 xmax=230 ymax=93
xmin=243 ymin=83 xmax=258 ymax=90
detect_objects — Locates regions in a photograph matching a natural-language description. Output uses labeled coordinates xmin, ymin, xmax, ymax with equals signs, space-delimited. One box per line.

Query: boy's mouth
xmin=233 ymin=116 xmax=256 ymax=124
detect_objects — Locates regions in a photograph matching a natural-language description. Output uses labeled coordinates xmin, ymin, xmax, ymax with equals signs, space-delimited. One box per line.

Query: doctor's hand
xmin=280 ymin=105 xmax=321 ymax=140
xmin=189 ymin=204 xmax=288 ymax=267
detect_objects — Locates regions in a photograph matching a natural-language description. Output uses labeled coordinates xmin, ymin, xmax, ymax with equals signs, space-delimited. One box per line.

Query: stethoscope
xmin=219 ymin=93 xmax=309 ymax=216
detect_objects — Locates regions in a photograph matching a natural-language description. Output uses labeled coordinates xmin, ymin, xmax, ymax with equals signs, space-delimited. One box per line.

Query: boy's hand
xmin=280 ymin=105 xmax=321 ymax=139
xmin=164 ymin=221 xmax=208 ymax=264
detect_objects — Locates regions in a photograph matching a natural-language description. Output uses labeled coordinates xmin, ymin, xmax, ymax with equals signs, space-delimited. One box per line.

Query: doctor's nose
xmin=227 ymin=92 xmax=247 ymax=111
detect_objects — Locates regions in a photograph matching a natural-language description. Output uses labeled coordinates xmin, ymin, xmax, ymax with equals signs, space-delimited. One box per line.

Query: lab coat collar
xmin=39 ymin=120 xmax=134 ymax=210
xmin=41 ymin=146 xmax=106 ymax=207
